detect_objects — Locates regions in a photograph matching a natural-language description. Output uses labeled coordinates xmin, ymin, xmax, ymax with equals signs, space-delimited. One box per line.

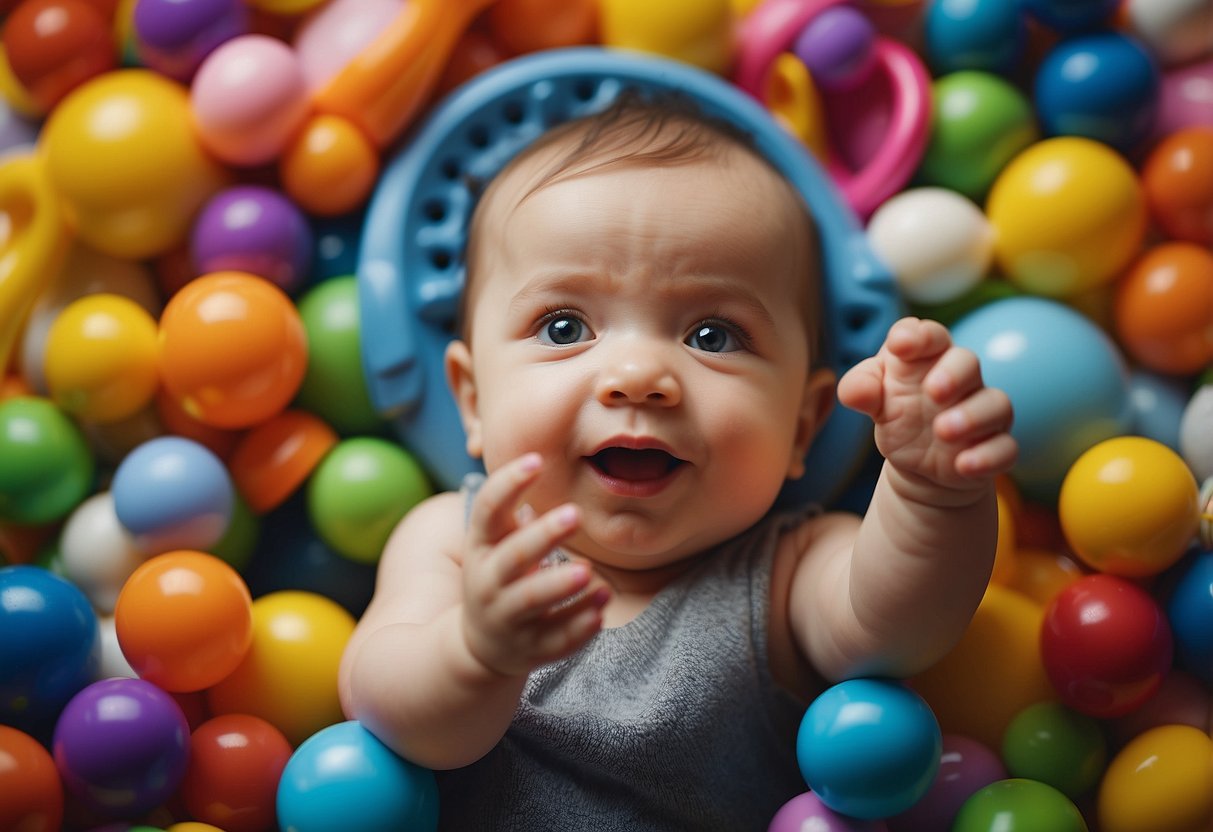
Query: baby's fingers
xmin=467 ymin=453 xmax=544 ymax=549
xmin=885 ymin=317 xmax=952 ymax=364
xmin=490 ymin=503 xmax=580 ymax=586
xmin=923 ymin=346 xmax=983 ymax=406
xmin=498 ymin=562 xmax=596 ymax=623
xmin=934 ymin=387 xmax=1014 ymax=443
xmin=956 ymin=434 xmax=1019 ymax=478
xmin=837 ymin=356 xmax=886 ymax=417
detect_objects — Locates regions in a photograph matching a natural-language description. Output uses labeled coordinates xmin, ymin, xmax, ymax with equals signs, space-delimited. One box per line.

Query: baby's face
xmin=449 ymin=144 xmax=832 ymax=569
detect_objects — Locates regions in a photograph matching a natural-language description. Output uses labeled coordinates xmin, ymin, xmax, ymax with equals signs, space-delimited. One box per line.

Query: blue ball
xmin=1034 ymin=32 xmax=1161 ymax=153
xmin=277 ymin=720 xmax=439 ymax=832
xmin=0 ymin=565 xmax=99 ymax=736
xmin=796 ymin=679 xmax=942 ymax=820
xmin=950 ymin=297 xmax=1132 ymax=502
xmin=111 ymin=435 xmax=234 ymax=555
xmin=1167 ymin=548 xmax=1213 ymax=687
xmin=923 ymin=0 xmax=1027 ymax=76
xmin=1020 ymin=0 xmax=1119 ymax=33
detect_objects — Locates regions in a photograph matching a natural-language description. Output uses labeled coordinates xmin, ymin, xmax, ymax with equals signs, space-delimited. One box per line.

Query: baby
xmin=339 ymin=94 xmax=1017 ymax=830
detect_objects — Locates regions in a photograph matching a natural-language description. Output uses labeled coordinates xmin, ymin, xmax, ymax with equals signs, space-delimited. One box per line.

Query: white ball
xmin=1179 ymin=384 xmax=1213 ymax=482
xmin=59 ymin=491 xmax=148 ymax=615
xmin=1124 ymin=0 xmax=1213 ymax=66
xmin=866 ymin=187 xmax=994 ymax=306
xmin=97 ymin=615 xmax=138 ymax=680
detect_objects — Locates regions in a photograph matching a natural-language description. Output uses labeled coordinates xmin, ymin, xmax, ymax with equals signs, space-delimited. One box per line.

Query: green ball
xmin=0 ymin=397 xmax=95 ymax=524
xmin=917 ymin=71 xmax=1039 ymax=201
xmin=1002 ymin=702 xmax=1107 ymax=799
xmin=307 ymin=437 xmax=432 ymax=564
xmin=953 ymin=779 xmax=1089 ymax=832
xmin=295 ymin=275 xmax=385 ymax=435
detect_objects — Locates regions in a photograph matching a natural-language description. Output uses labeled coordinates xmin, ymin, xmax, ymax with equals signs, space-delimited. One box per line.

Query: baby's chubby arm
xmin=339 ymin=454 xmax=608 ymax=769
xmin=789 ymin=317 xmax=1017 ymax=682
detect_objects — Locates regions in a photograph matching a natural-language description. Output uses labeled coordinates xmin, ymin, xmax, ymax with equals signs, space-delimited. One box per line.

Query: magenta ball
xmin=191 ymin=185 xmax=314 ymax=293
xmin=887 ymin=735 xmax=1008 ymax=831
xmin=132 ymin=0 xmax=248 ymax=81
xmin=52 ymin=678 xmax=190 ymax=817
xmin=792 ymin=5 xmax=878 ymax=92
xmin=769 ymin=792 xmax=889 ymax=832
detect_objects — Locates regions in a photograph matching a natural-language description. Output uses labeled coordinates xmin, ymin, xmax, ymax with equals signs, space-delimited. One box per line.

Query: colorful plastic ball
xmin=1034 ymin=32 xmax=1160 ymax=153
xmin=1109 ymin=668 xmax=1211 ymax=745
xmin=309 ymin=212 xmax=364 ymax=283
xmin=796 ymin=679 xmax=942 ymax=820
xmin=1058 ymin=436 xmax=1199 ymax=577
xmin=132 ymin=0 xmax=248 ymax=82
xmin=208 ymin=491 xmax=259 ymax=572
xmin=1005 ymin=547 xmax=1086 ymax=607
xmin=1179 ymin=384 xmax=1213 ymax=482
xmin=1 ymin=0 xmax=116 ymax=111
xmin=0 ymin=94 xmax=38 ymax=152
xmin=1040 ymin=573 xmax=1173 ymax=719
xmin=1019 ymin=0 xmax=1118 ymax=32
xmin=952 ymin=779 xmax=1089 ymax=832
xmin=0 ymin=724 xmax=64 ymax=832
xmin=792 ymin=6 xmax=877 ymax=93
xmin=58 ymin=491 xmax=148 ymax=614
xmin=599 ymin=0 xmax=733 ymax=75
xmin=1123 ymin=0 xmax=1213 ymax=67
xmin=153 ymin=387 xmax=241 ymax=462
xmin=887 ymin=735 xmax=1006 ymax=832
xmin=910 ymin=585 xmax=1056 ymax=751
xmin=191 ymin=185 xmax=314 ymax=294
xmin=921 ymin=0 xmax=1026 ymax=75
xmin=40 ymin=69 xmax=229 ymax=260
xmin=1158 ymin=57 xmax=1213 ymax=137
xmin=1142 ymin=127 xmax=1213 ymax=246
xmin=206 ymin=590 xmax=355 ymax=746
xmin=42 ymin=294 xmax=159 ymax=424
xmin=180 ymin=713 xmax=292 ymax=832
xmin=292 ymin=0 xmax=403 ymax=91
xmin=96 ymin=614 xmax=137 ymax=680
xmin=190 ymin=34 xmax=310 ymax=167
xmin=769 ymin=791 xmax=888 ymax=832
xmin=1167 ymin=547 xmax=1213 ymax=686
xmin=986 ymin=137 xmax=1146 ymax=299
xmin=295 ymin=275 xmax=384 ymax=434
xmin=158 ymin=271 xmax=308 ymax=429
xmin=52 ymin=677 xmax=191 ymax=817
xmin=276 ymin=720 xmax=439 ymax=832
xmin=916 ymin=71 xmax=1038 ymax=201
xmin=114 ymin=550 xmax=252 ymax=692
xmin=1127 ymin=369 xmax=1189 ymax=452
xmin=0 ymin=396 xmax=94 ymax=524
xmin=279 ymin=114 xmax=380 ymax=217
xmin=111 ymin=436 xmax=235 ymax=555
xmin=950 ymin=297 xmax=1132 ymax=502
xmin=228 ymin=409 xmax=338 ymax=514
xmin=1001 ymin=702 xmax=1106 ymax=799
xmin=0 ymin=565 xmax=99 ymax=735
xmin=866 ymin=187 xmax=993 ymax=305
xmin=1097 ymin=724 xmax=1213 ymax=832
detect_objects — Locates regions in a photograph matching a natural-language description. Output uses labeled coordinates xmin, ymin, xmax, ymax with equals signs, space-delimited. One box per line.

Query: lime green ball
xmin=0 ymin=397 xmax=95 ymax=524
xmin=1002 ymin=702 xmax=1107 ymax=799
xmin=295 ymin=276 xmax=384 ymax=435
xmin=953 ymin=779 xmax=1089 ymax=832
xmin=307 ymin=437 xmax=432 ymax=564
xmin=917 ymin=71 xmax=1039 ymax=201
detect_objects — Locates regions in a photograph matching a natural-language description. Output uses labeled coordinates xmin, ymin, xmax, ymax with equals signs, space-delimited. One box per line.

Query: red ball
xmin=0 ymin=725 xmax=63 ymax=832
xmin=1 ymin=0 xmax=115 ymax=111
xmin=181 ymin=713 xmax=292 ymax=832
xmin=1040 ymin=574 xmax=1173 ymax=719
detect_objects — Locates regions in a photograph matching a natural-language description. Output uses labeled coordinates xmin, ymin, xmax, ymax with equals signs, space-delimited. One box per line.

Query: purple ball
xmin=191 ymin=185 xmax=315 ymax=293
xmin=887 ymin=734 xmax=1008 ymax=831
xmin=52 ymin=678 xmax=191 ymax=818
xmin=769 ymin=792 xmax=889 ymax=832
xmin=792 ymin=6 xmax=878 ymax=92
xmin=132 ymin=0 xmax=248 ymax=82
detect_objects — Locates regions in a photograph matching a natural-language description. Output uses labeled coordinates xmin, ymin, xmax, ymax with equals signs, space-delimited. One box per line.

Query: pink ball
xmin=769 ymin=792 xmax=888 ymax=832
xmin=190 ymin=34 xmax=310 ymax=167
xmin=887 ymin=735 xmax=1008 ymax=832
xmin=1156 ymin=57 xmax=1213 ymax=138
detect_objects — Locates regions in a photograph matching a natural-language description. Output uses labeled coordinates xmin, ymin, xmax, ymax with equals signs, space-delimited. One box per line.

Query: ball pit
xmin=0 ymin=1 xmax=1210 ymax=830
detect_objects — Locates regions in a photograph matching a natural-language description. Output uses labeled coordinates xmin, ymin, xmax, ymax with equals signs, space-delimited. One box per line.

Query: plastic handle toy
xmin=357 ymin=47 xmax=902 ymax=507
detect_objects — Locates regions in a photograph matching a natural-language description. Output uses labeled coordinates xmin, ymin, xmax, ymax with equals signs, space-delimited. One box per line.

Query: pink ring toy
xmin=735 ymin=0 xmax=931 ymax=218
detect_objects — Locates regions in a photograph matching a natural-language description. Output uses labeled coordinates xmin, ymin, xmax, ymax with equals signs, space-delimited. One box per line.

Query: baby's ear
xmin=444 ymin=340 xmax=483 ymax=459
xmin=788 ymin=367 xmax=836 ymax=480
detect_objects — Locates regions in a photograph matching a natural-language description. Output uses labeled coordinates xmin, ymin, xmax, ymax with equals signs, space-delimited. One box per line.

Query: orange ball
xmin=279 ymin=114 xmax=379 ymax=217
xmin=1142 ymin=127 xmax=1213 ymax=246
xmin=114 ymin=550 xmax=254 ymax=692
xmin=0 ymin=724 xmax=63 ymax=832
xmin=1005 ymin=546 xmax=1087 ymax=607
xmin=228 ymin=408 xmax=338 ymax=513
xmin=158 ymin=271 xmax=307 ymax=429
xmin=1113 ymin=242 xmax=1213 ymax=375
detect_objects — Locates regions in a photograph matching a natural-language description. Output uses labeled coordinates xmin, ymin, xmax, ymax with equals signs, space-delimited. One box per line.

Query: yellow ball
xmin=43 ymin=293 xmax=159 ymax=424
xmin=1098 ymin=724 xmax=1213 ymax=832
xmin=39 ymin=69 xmax=228 ymax=260
xmin=206 ymin=590 xmax=355 ymax=746
xmin=987 ymin=137 xmax=1146 ymax=299
xmin=1059 ymin=436 xmax=1199 ymax=578
xmin=600 ymin=0 xmax=734 ymax=75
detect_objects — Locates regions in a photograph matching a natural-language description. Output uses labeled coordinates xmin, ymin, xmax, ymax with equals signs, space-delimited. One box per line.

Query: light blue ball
xmin=1127 ymin=369 xmax=1189 ymax=452
xmin=950 ymin=297 xmax=1132 ymax=502
xmin=111 ymin=435 xmax=234 ymax=555
xmin=277 ymin=720 xmax=439 ymax=832
xmin=796 ymin=678 xmax=942 ymax=820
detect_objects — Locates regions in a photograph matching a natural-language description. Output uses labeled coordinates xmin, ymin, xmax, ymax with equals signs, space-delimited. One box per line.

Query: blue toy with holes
xmin=357 ymin=47 xmax=899 ymax=507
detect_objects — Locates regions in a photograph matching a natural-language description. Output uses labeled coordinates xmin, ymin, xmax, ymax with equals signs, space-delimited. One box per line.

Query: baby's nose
xmin=595 ymin=346 xmax=681 ymax=407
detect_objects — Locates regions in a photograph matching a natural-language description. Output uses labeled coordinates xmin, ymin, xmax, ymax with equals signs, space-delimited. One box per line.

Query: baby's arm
xmin=339 ymin=454 xmax=608 ymax=769
xmin=791 ymin=317 xmax=1017 ymax=681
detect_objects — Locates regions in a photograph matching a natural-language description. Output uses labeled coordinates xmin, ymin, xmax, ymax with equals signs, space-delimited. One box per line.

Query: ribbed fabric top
xmin=436 ymin=475 xmax=812 ymax=830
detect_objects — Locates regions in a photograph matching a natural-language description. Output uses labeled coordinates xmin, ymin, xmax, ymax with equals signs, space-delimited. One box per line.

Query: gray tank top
xmin=436 ymin=475 xmax=814 ymax=830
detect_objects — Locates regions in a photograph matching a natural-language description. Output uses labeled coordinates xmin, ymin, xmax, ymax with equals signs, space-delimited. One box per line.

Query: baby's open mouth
xmin=589 ymin=448 xmax=685 ymax=482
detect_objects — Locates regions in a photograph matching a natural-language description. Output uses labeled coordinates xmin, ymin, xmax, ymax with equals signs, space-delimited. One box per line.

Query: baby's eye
xmin=538 ymin=314 xmax=592 ymax=346
xmin=686 ymin=322 xmax=743 ymax=353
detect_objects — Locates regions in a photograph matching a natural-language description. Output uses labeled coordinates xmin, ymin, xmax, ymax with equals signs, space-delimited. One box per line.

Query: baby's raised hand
xmin=837 ymin=317 xmax=1017 ymax=494
xmin=461 ymin=454 xmax=609 ymax=677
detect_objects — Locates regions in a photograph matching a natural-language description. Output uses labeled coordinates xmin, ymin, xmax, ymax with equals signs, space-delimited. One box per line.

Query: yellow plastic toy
xmin=599 ymin=0 xmax=736 ymax=75
xmin=763 ymin=53 xmax=829 ymax=161
xmin=1097 ymin=724 xmax=1213 ymax=832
